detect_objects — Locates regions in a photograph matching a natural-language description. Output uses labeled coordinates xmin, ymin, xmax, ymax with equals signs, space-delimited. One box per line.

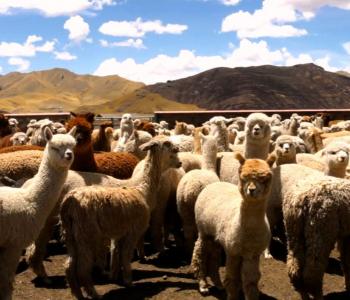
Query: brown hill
xmin=0 ymin=68 xmax=199 ymax=113
xmin=145 ymin=63 xmax=350 ymax=110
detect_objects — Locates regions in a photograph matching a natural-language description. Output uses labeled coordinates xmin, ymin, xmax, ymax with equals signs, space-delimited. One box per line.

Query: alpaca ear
xmin=266 ymin=153 xmax=276 ymax=167
xmin=68 ymin=126 xmax=77 ymax=137
xmin=139 ymin=140 xmax=159 ymax=151
xmin=85 ymin=113 xmax=95 ymax=124
xmin=70 ymin=112 xmax=77 ymax=118
xmin=234 ymin=152 xmax=245 ymax=165
xmin=44 ymin=127 xmax=53 ymax=142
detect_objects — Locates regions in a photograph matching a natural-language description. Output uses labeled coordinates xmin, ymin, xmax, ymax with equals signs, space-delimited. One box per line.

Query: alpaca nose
xmin=65 ymin=151 xmax=73 ymax=160
xmin=338 ymin=151 xmax=348 ymax=162
xmin=177 ymin=161 xmax=182 ymax=168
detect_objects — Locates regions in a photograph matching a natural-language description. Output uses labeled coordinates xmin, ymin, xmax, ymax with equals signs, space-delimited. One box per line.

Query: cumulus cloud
xmin=0 ymin=35 xmax=55 ymax=57
xmin=222 ymin=0 xmax=350 ymax=39
xmin=94 ymin=38 xmax=336 ymax=84
xmin=343 ymin=42 xmax=350 ymax=55
xmin=54 ymin=51 xmax=77 ymax=60
xmin=0 ymin=0 xmax=115 ymax=17
xmin=99 ymin=17 xmax=188 ymax=38
xmin=220 ymin=0 xmax=240 ymax=6
xmin=64 ymin=15 xmax=90 ymax=43
xmin=8 ymin=57 xmax=30 ymax=72
xmin=100 ymin=38 xmax=145 ymax=49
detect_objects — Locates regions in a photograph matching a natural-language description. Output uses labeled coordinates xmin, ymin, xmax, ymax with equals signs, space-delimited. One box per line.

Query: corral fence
xmin=4 ymin=112 xmax=154 ymax=130
xmin=154 ymin=109 xmax=350 ymax=128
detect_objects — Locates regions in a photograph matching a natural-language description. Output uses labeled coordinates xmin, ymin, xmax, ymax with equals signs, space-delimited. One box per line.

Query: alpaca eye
xmin=51 ymin=147 xmax=59 ymax=152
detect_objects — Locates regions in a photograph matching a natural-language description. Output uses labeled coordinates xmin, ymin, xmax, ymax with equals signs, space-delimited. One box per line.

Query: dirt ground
xmin=12 ymin=239 xmax=350 ymax=300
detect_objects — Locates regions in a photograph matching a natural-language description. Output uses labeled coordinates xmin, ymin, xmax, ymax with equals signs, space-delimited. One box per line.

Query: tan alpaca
xmin=60 ymin=136 xmax=181 ymax=299
xmin=192 ymin=153 xmax=275 ymax=300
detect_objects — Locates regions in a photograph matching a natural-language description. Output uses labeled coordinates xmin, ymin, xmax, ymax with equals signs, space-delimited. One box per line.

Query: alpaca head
xmin=245 ymin=113 xmax=271 ymax=142
xmin=66 ymin=112 xmax=94 ymax=150
xmin=139 ymin=136 xmax=182 ymax=171
xmin=120 ymin=113 xmax=134 ymax=131
xmin=298 ymin=127 xmax=323 ymax=153
xmin=274 ymin=135 xmax=297 ymax=161
xmin=321 ymin=142 xmax=350 ymax=171
xmin=235 ymin=152 xmax=275 ymax=202
xmin=45 ymin=126 xmax=77 ymax=169
xmin=10 ymin=132 xmax=29 ymax=145
xmin=200 ymin=133 xmax=217 ymax=156
xmin=174 ymin=121 xmax=188 ymax=135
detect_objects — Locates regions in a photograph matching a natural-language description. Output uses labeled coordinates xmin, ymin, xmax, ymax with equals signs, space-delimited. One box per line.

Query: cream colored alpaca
xmin=192 ymin=153 xmax=275 ymax=300
xmin=60 ymin=136 xmax=181 ymax=299
xmin=177 ymin=134 xmax=220 ymax=256
xmin=0 ymin=127 xmax=76 ymax=300
xmin=274 ymin=135 xmax=297 ymax=166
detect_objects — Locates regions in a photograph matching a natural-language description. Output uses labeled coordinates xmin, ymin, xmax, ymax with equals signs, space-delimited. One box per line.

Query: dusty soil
xmin=13 ymin=239 xmax=350 ymax=300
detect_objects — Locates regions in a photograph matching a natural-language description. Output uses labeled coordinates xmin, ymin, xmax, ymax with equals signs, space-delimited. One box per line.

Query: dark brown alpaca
xmin=66 ymin=112 xmax=139 ymax=179
xmin=92 ymin=121 xmax=113 ymax=152
xmin=135 ymin=120 xmax=156 ymax=136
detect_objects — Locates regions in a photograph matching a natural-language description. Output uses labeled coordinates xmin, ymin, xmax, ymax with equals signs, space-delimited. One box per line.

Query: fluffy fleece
xmin=66 ymin=112 xmax=139 ymax=179
xmin=177 ymin=134 xmax=220 ymax=256
xmin=60 ymin=136 xmax=181 ymax=299
xmin=0 ymin=128 xmax=76 ymax=299
xmin=192 ymin=153 xmax=275 ymax=298
xmin=273 ymin=135 xmax=297 ymax=166
xmin=92 ymin=121 xmax=113 ymax=152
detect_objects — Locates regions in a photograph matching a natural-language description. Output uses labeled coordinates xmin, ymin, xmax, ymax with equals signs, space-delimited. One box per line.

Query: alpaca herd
xmin=2 ymin=111 xmax=350 ymax=299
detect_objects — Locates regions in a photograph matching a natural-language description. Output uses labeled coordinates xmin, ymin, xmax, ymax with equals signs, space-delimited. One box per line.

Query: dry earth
xmin=13 ymin=239 xmax=350 ymax=300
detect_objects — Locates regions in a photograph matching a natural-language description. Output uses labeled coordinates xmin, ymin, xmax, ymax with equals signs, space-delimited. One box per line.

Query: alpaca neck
xmin=193 ymin=133 xmax=202 ymax=154
xmin=71 ymin=143 xmax=98 ymax=172
xmin=26 ymin=148 xmax=69 ymax=221
xmin=239 ymin=198 xmax=268 ymax=228
xmin=202 ymin=150 xmax=217 ymax=172
xmin=244 ymin=139 xmax=270 ymax=159
xmin=324 ymin=164 xmax=346 ymax=178
xmin=138 ymin=150 xmax=162 ymax=211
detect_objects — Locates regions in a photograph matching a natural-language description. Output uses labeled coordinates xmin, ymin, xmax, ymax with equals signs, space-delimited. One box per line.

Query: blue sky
xmin=0 ymin=0 xmax=350 ymax=84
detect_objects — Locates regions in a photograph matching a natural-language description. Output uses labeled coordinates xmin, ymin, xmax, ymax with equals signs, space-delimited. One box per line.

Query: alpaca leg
xmin=224 ymin=254 xmax=242 ymax=300
xmin=183 ymin=222 xmax=197 ymax=257
xmin=109 ymin=239 xmax=120 ymax=281
xmin=27 ymin=212 xmax=58 ymax=282
xmin=150 ymin=211 xmax=165 ymax=253
xmin=241 ymin=255 xmax=261 ymax=300
xmin=207 ymin=241 xmax=223 ymax=290
xmin=0 ymin=247 xmax=22 ymax=300
xmin=119 ymin=235 xmax=139 ymax=287
xmin=191 ymin=234 xmax=210 ymax=294
xmin=338 ymin=236 xmax=350 ymax=291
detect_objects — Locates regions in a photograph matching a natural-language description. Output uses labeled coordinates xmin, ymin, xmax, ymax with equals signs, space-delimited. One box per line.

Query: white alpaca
xmin=177 ymin=134 xmax=220 ymax=255
xmin=60 ymin=136 xmax=182 ymax=299
xmin=0 ymin=127 xmax=76 ymax=299
xmin=10 ymin=132 xmax=29 ymax=146
xmin=192 ymin=153 xmax=275 ymax=299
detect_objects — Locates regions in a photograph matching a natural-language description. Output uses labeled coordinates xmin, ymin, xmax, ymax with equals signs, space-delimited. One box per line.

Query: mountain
xmin=145 ymin=63 xmax=350 ymax=110
xmin=1 ymin=64 xmax=350 ymax=113
xmin=0 ymin=68 xmax=200 ymax=113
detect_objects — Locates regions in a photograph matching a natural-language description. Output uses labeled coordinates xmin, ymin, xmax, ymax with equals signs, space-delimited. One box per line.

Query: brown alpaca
xmin=135 ymin=120 xmax=156 ymax=136
xmin=174 ymin=120 xmax=189 ymax=135
xmin=0 ymin=145 xmax=44 ymax=154
xmin=92 ymin=121 xmax=113 ymax=151
xmin=66 ymin=112 xmax=139 ymax=179
xmin=0 ymin=114 xmax=11 ymax=138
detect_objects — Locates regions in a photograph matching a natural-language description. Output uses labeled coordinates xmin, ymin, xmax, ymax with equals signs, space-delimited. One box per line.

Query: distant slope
xmin=0 ymin=68 xmax=200 ymax=113
xmin=145 ymin=64 xmax=350 ymax=110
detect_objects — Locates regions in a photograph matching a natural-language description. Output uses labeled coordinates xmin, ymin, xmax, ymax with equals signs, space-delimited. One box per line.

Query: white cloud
xmin=100 ymin=38 xmax=145 ymax=49
xmin=99 ymin=17 xmax=188 ymax=38
xmin=343 ymin=42 xmax=350 ymax=55
xmin=94 ymin=38 xmax=337 ymax=84
xmin=54 ymin=51 xmax=77 ymax=60
xmin=0 ymin=35 xmax=55 ymax=57
xmin=64 ymin=15 xmax=90 ymax=43
xmin=8 ymin=57 xmax=30 ymax=72
xmin=0 ymin=66 xmax=3 ymax=73
xmin=222 ymin=0 xmax=350 ymax=39
xmin=0 ymin=0 xmax=115 ymax=17
xmin=220 ymin=0 xmax=240 ymax=6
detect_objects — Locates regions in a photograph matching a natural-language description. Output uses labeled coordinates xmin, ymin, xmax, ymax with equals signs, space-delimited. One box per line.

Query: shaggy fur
xmin=135 ymin=120 xmax=156 ymax=137
xmin=66 ymin=112 xmax=139 ymax=179
xmin=0 ymin=128 xmax=76 ymax=299
xmin=274 ymin=135 xmax=297 ymax=166
xmin=192 ymin=153 xmax=275 ymax=299
xmin=92 ymin=121 xmax=113 ymax=152
xmin=298 ymin=127 xmax=324 ymax=153
xmin=60 ymin=136 xmax=181 ymax=299
xmin=177 ymin=134 xmax=220 ymax=256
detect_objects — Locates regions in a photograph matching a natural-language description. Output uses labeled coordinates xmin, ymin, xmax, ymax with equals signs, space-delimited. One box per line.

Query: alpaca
xmin=298 ymin=127 xmax=324 ymax=153
xmin=0 ymin=114 xmax=12 ymax=137
xmin=0 ymin=127 xmax=76 ymax=299
xmin=92 ymin=121 xmax=113 ymax=152
xmin=60 ymin=136 xmax=182 ymax=299
xmin=192 ymin=153 xmax=275 ymax=299
xmin=10 ymin=132 xmax=29 ymax=146
xmin=273 ymin=135 xmax=297 ymax=166
xmin=112 ymin=113 xmax=134 ymax=141
xmin=177 ymin=134 xmax=220 ymax=256
xmin=135 ymin=120 xmax=156 ymax=136
xmin=0 ymin=144 xmax=43 ymax=154
xmin=244 ymin=112 xmax=271 ymax=159
xmin=66 ymin=112 xmax=139 ymax=179
xmin=208 ymin=118 xmax=230 ymax=152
